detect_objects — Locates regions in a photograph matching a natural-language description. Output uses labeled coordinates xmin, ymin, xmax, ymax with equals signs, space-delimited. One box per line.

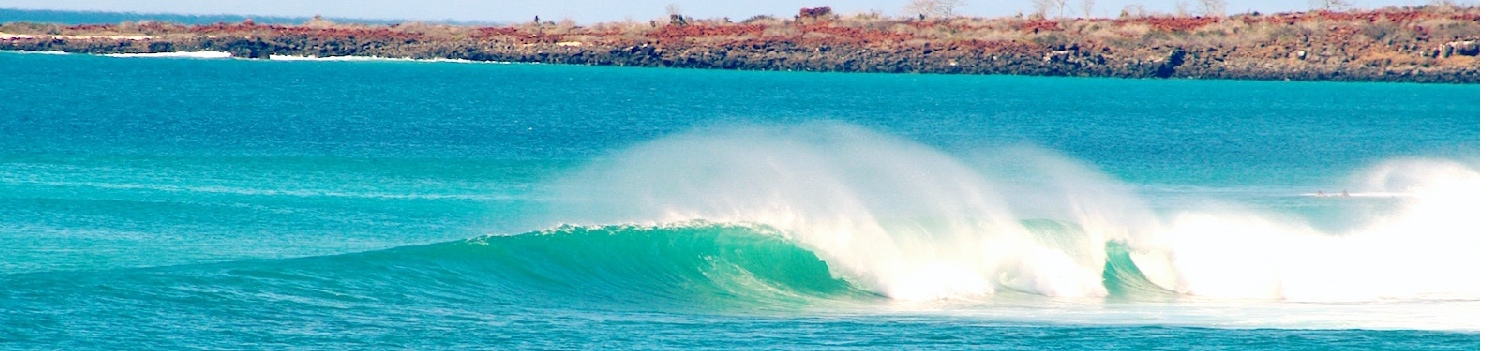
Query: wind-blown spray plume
xmin=535 ymin=123 xmax=1481 ymax=304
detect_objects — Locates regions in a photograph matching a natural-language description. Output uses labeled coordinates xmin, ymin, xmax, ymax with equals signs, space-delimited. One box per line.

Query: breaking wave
xmin=15 ymin=123 xmax=1475 ymax=332
xmin=528 ymin=123 xmax=1481 ymax=303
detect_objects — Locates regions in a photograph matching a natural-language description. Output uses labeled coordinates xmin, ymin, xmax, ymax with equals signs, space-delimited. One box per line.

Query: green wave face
xmin=1102 ymin=241 xmax=1173 ymax=299
xmin=16 ymin=221 xmax=1180 ymax=323
xmin=27 ymin=218 xmax=1186 ymax=321
xmin=360 ymin=221 xmax=1179 ymax=311
xmin=372 ymin=223 xmax=873 ymax=311
xmin=1019 ymin=218 xmax=1172 ymax=299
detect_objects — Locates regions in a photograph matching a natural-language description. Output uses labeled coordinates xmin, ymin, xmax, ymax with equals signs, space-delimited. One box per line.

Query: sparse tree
xmin=665 ymin=4 xmax=687 ymax=25
xmin=1174 ymin=0 xmax=1192 ymax=16
xmin=1032 ymin=0 xmax=1052 ymax=18
xmin=1120 ymin=4 xmax=1147 ymax=18
xmin=904 ymin=0 xmax=966 ymax=19
xmin=1055 ymin=0 xmax=1069 ymax=19
xmin=1080 ymin=0 xmax=1096 ymax=18
xmin=798 ymin=6 xmax=833 ymax=20
xmin=304 ymin=14 xmax=335 ymax=28
xmin=1310 ymin=0 xmax=1353 ymax=11
xmin=1199 ymin=0 xmax=1227 ymax=17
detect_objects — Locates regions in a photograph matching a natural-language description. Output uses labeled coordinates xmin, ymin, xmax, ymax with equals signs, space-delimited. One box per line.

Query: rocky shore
xmin=0 ymin=6 xmax=1479 ymax=83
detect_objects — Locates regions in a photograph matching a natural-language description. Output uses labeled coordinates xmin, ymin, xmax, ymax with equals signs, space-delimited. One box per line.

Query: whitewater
xmin=0 ymin=50 xmax=1478 ymax=349
xmin=521 ymin=123 xmax=1481 ymax=329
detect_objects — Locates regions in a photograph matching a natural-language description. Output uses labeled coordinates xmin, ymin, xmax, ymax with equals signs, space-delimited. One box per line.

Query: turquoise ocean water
xmin=0 ymin=50 xmax=1480 ymax=349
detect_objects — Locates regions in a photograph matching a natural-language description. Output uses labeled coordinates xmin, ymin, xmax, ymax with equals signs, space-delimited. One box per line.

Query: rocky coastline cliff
xmin=0 ymin=6 xmax=1479 ymax=83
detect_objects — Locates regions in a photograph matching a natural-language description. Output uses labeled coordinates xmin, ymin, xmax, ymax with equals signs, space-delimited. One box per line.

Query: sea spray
xmin=538 ymin=123 xmax=1481 ymax=303
xmin=1147 ymin=158 xmax=1482 ymax=301
xmin=541 ymin=123 xmax=1146 ymax=300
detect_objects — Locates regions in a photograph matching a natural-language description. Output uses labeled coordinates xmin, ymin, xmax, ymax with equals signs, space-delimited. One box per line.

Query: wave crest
xmin=532 ymin=123 xmax=1480 ymax=303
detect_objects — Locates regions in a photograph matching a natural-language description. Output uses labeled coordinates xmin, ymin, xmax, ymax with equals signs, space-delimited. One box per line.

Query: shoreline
xmin=0 ymin=49 xmax=513 ymax=64
xmin=0 ymin=6 xmax=1479 ymax=83
xmin=2 ymin=49 xmax=1475 ymax=86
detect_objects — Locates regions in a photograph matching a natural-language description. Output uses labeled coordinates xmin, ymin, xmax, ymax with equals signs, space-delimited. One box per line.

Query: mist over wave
xmin=535 ymin=123 xmax=1481 ymax=303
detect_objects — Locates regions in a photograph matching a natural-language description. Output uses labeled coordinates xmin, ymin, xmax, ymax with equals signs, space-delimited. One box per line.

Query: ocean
xmin=0 ymin=50 xmax=1480 ymax=349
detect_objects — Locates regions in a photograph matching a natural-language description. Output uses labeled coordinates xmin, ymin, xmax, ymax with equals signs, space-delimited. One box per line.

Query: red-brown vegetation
xmin=0 ymin=5 xmax=1478 ymax=83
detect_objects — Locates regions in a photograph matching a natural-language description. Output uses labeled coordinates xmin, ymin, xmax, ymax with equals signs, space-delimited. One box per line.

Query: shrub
xmin=799 ymin=7 xmax=834 ymax=19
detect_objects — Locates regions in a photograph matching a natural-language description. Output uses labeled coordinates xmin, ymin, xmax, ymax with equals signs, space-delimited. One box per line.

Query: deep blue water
xmin=0 ymin=51 xmax=1480 ymax=349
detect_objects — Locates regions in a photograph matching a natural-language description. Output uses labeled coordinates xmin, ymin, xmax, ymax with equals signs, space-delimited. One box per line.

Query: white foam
xmin=269 ymin=54 xmax=501 ymax=64
xmin=103 ymin=51 xmax=233 ymax=59
xmin=1301 ymin=191 xmax=1415 ymax=198
xmin=883 ymin=297 xmax=1480 ymax=331
xmin=541 ymin=123 xmax=1480 ymax=330
xmin=1147 ymin=159 xmax=1482 ymax=302
xmin=2 ymin=50 xmax=69 ymax=55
